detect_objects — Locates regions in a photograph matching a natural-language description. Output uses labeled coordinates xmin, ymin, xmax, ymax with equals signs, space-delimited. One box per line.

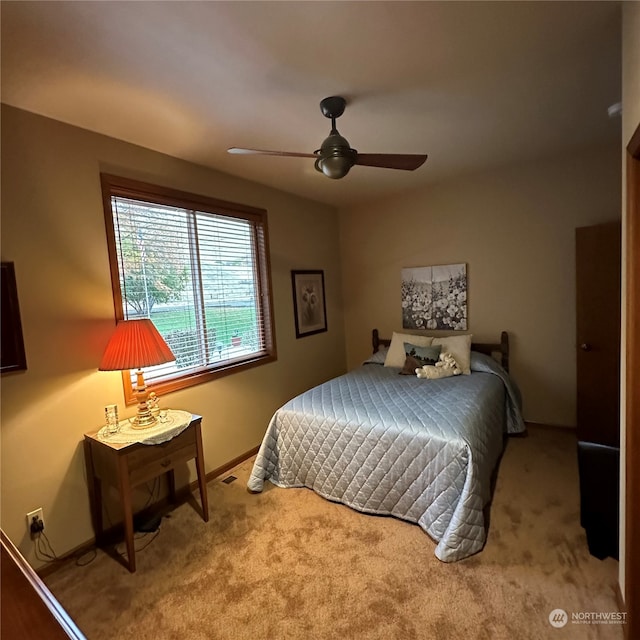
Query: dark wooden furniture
xmin=1 ymin=530 xmax=86 ymax=640
xmin=1 ymin=262 xmax=27 ymax=374
xmin=83 ymin=414 xmax=209 ymax=572
xmin=372 ymin=328 xmax=510 ymax=372
xmin=577 ymin=442 xmax=619 ymax=559
xmin=575 ymin=221 xmax=621 ymax=561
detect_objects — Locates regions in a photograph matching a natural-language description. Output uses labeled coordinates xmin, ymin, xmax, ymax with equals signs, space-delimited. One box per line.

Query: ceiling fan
xmin=228 ymin=96 xmax=428 ymax=180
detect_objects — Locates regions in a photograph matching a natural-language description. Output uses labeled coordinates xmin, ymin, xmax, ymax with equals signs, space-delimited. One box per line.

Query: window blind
xmin=102 ymin=174 xmax=276 ymax=400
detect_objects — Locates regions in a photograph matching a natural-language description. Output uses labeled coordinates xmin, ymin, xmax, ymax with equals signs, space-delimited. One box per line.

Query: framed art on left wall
xmin=291 ymin=270 xmax=327 ymax=338
xmin=1 ymin=262 xmax=27 ymax=373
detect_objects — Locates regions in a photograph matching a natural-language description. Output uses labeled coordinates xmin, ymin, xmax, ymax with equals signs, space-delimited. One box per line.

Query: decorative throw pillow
xmin=431 ymin=334 xmax=473 ymax=375
xmin=384 ymin=332 xmax=434 ymax=367
xmin=400 ymin=343 xmax=443 ymax=375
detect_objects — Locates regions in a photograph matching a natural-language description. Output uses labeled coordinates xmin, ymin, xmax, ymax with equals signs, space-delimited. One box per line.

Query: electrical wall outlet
xmin=26 ymin=508 xmax=45 ymax=536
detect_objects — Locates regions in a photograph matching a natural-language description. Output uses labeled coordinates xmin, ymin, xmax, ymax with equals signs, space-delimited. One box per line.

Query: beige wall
xmin=619 ymin=0 xmax=640 ymax=601
xmin=0 ymin=105 xmax=346 ymax=567
xmin=339 ymin=142 xmax=620 ymax=427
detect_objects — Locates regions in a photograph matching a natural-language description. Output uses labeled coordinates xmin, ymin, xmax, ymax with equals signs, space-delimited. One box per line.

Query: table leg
xmin=194 ymin=422 xmax=209 ymax=522
xmin=93 ymin=477 xmax=104 ymax=545
xmin=83 ymin=439 xmax=104 ymax=543
xmin=167 ymin=469 xmax=176 ymax=504
xmin=117 ymin=457 xmax=136 ymax=573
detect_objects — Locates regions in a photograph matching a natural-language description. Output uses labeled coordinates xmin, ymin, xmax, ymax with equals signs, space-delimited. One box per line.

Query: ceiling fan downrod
xmin=314 ymin=96 xmax=357 ymax=179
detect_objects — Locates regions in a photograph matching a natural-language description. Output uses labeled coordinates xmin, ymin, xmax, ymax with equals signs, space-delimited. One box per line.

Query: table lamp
xmin=99 ymin=319 xmax=175 ymax=429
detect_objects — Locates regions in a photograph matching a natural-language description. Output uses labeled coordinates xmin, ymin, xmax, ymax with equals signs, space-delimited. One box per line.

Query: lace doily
xmin=97 ymin=409 xmax=193 ymax=445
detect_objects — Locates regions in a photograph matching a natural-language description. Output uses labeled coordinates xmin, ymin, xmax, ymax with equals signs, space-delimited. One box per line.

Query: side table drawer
xmin=126 ymin=426 xmax=196 ymax=469
xmin=129 ymin=442 xmax=197 ymax=486
xmin=127 ymin=426 xmax=197 ymax=487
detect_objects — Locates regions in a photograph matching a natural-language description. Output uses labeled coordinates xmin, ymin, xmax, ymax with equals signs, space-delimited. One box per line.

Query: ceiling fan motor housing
xmin=315 ymin=131 xmax=358 ymax=179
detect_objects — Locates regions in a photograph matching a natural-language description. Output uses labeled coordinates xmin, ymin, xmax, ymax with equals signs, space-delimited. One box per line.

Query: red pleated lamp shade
xmin=99 ymin=319 xmax=175 ymax=371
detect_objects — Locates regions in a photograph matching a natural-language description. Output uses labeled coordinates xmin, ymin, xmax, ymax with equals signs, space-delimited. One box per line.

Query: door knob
xmin=580 ymin=343 xmax=592 ymax=351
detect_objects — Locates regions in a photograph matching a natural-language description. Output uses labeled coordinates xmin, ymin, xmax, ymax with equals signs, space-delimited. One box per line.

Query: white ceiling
xmin=1 ymin=1 xmax=621 ymax=208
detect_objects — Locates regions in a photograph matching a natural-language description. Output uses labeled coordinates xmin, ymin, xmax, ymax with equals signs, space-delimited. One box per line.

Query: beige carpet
xmin=45 ymin=426 xmax=623 ymax=640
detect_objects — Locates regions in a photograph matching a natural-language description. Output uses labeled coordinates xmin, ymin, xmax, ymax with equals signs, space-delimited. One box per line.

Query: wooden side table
xmin=83 ymin=413 xmax=208 ymax=572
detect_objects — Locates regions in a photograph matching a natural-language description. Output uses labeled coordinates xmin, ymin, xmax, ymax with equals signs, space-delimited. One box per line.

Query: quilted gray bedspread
xmin=248 ymin=352 xmax=525 ymax=562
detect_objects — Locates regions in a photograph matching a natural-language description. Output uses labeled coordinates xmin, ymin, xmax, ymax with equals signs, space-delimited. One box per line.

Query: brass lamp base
xmin=129 ymin=411 xmax=158 ymax=430
xmin=130 ymin=368 xmax=158 ymax=429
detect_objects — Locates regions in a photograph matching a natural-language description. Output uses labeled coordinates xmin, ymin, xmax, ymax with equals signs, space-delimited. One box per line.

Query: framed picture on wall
xmin=401 ymin=263 xmax=468 ymax=331
xmin=291 ymin=270 xmax=327 ymax=338
xmin=1 ymin=262 xmax=27 ymax=373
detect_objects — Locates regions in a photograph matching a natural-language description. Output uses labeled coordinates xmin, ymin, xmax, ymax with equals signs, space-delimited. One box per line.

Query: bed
xmin=248 ymin=330 xmax=526 ymax=562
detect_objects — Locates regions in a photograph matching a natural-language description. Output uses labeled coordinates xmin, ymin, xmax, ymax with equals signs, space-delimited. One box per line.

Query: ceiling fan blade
xmin=227 ymin=147 xmax=316 ymax=158
xmin=355 ymin=153 xmax=428 ymax=171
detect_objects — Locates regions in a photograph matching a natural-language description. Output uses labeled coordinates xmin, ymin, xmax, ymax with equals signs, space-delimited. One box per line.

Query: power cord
xmin=116 ymin=529 xmax=161 ymax=558
xmin=33 ymin=478 xmax=163 ymax=567
xmin=33 ymin=530 xmax=60 ymax=564
xmin=75 ymin=548 xmax=98 ymax=567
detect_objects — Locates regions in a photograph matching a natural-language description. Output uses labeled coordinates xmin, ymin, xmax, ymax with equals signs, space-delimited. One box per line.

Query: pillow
xmin=432 ymin=334 xmax=473 ymax=375
xmin=384 ymin=332 xmax=434 ymax=367
xmin=399 ymin=343 xmax=443 ymax=375
xmin=363 ymin=348 xmax=388 ymax=366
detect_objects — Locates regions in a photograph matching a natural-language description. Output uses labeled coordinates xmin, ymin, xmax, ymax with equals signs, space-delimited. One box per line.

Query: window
xmin=101 ymin=174 xmax=276 ymax=403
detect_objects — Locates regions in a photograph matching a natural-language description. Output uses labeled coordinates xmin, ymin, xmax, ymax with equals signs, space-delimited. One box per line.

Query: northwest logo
xmin=548 ymin=609 xmax=568 ymax=628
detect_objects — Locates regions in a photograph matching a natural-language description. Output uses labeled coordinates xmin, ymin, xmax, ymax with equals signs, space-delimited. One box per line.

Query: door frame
xmin=624 ymin=122 xmax=640 ymax=639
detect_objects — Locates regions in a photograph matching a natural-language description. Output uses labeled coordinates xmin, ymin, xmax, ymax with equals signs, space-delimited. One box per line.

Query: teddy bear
xmin=415 ymin=352 xmax=462 ymax=379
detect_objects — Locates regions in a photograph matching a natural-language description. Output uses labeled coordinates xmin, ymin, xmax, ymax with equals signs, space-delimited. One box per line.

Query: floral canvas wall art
xmin=401 ymin=264 xmax=467 ymax=331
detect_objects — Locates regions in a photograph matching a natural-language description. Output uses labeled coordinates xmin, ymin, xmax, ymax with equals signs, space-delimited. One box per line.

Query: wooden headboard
xmin=371 ymin=329 xmax=510 ymax=373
